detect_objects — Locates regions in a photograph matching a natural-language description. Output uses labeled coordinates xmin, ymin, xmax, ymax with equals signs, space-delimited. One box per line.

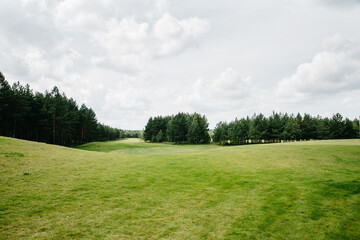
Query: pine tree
xmin=329 ymin=113 xmax=345 ymax=139
xmin=0 ymin=72 xmax=12 ymax=136
xmin=167 ymin=113 xmax=188 ymax=143
xmin=156 ymin=130 xmax=164 ymax=142
xmin=187 ymin=113 xmax=210 ymax=144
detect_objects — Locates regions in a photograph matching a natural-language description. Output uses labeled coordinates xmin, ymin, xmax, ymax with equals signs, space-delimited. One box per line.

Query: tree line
xmin=123 ymin=130 xmax=141 ymax=138
xmin=143 ymin=112 xmax=210 ymax=144
xmin=213 ymin=112 xmax=360 ymax=145
xmin=0 ymin=72 xmax=124 ymax=146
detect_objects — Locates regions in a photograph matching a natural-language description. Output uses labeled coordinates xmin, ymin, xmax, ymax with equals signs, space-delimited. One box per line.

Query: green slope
xmin=1 ymin=137 xmax=360 ymax=239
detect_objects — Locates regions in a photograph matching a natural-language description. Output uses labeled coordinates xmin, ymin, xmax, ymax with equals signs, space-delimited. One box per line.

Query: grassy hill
xmin=1 ymin=137 xmax=359 ymax=239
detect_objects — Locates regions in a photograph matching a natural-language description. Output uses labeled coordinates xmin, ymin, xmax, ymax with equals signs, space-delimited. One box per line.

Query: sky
xmin=1 ymin=0 xmax=360 ymax=130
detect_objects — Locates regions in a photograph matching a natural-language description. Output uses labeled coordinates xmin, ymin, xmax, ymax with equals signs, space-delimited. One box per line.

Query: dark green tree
xmin=268 ymin=112 xmax=284 ymax=143
xmin=143 ymin=116 xmax=170 ymax=142
xmin=156 ymin=130 xmax=164 ymax=142
xmin=302 ymin=113 xmax=316 ymax=140
xmin=143 ymin=117 xmax=154 ymax=141
xmin=213 ymin=121 xmax=229 ymax=145
xmin=187 ymin=113 xmax=210 ymax=144
xmin=0 ymin=72 xmax=12 ymax=136
xmin=0 ymin=72 xmax=123 ymax=146
xmin=167 ymin=112 xmax=188 ymax=143
xmin=329 ymin=113 xmax=345 ymax=139
xmin=353 ymin=118 xmax=360 ymax=138
xmin=343 ymin=118 xmax=356 ymax=138
xmin=315 ymin=116 xmax=330 ymax=139
xmin=249 ymin=114 xmax=268 ymax=143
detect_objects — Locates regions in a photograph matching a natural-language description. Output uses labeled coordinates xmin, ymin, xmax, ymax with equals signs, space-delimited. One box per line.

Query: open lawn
xmin=1 ymin=137 xmax=360 ymax=239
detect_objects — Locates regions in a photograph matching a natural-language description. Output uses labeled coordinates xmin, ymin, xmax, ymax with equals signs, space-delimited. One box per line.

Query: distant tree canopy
xmin=0 ymin=72 xmax=124 ymax=146
xmin=144 ymin=111 xmax=359 ymax=145
xmin=213 ymin=112 xmax=359 ymax=145
xmin=144 ymin=112 xmax=210 ymax=144
xmin=124 ymin=130 xmax=141 ymax=138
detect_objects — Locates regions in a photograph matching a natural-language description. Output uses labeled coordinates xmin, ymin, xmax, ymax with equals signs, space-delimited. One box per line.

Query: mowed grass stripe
xmin=0 ymin=137 xmax=359 ymax=239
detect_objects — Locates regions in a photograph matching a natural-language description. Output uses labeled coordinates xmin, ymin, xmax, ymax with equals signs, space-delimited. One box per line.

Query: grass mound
xmin=1 ymin=137 xmax=359 ymax=239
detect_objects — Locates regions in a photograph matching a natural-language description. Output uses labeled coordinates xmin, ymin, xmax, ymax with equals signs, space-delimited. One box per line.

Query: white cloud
xmin=90 ymin=12 xmax=209 ymax=71
xmin=322 ymin=34 xmax=357 ymax=52
xmin=152 ymin=13 xmax=209 ymax=56
xmin=180 ymin=68 xmax=252 ymax=112
xmin=23 ymin=47 xmax=50 ymax=77
xmin=2 ymin=0 xmax=209 ymax=77
xmin=147 ymin=0 xmax=169 ymax=19
xmin=52 ymin=0 xmax=209 ymax=72
xmin=20 ymin=0 xmax=47 ymax=11
xmin=90 ymin=17 xmax=149 ymax=72
xmin=2 ymin=1 xmax=360 ymax=129
xmin=318 ymin=0 xmax=360 ymax=8
xmin=54 ymin=0 xmax=105 ymax=30
xmin=0 ymin=0 xmax=209 ymax=130
xmin=276 ymin=35 xmax=360 ymax=101
xmin=341 ymin=94 xmax=360 ymax=110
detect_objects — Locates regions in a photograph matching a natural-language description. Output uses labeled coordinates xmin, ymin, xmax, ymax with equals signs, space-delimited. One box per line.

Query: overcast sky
xmin=1 ymin=0 xmax=360 ymax=129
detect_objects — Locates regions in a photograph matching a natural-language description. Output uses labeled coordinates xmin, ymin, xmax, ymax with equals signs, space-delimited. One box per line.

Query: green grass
xmin=1 ymin=137 xmax=360 ymax=239
xmin=76 ymin=138 xmax=220 ymax=154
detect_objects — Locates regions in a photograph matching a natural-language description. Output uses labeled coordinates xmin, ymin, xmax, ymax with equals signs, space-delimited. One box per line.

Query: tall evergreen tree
xmin=0 ymin=73 xmax=13 ymax=136
xmin=0 ymin=72 xmax=123 ymax=146
xmin=343 ymin=118 xmax=356 ymax=138
xmin=213 ymin=121 xmax=229 ymax=145
xmin=249 ymin=114 xmax=268 ymax=143
xmin=187 ymin=113 xmax=210 ymax=144
xmin=329 ymin=113 xmax=345 ymax=139
xmin=302 ymin=113 xmax=316 ymax=140
xmin=156 ymin=130 xmax=164 ymax=143
xmin=268 ymin=112 xmax=283 ymax=143
xmin=143 ymin=116 xmax=170 ymax=142
xmin=167 ymin=112 xmax=188 ymax=143
xmin=143 ymin=117 xmax=154 ymax=141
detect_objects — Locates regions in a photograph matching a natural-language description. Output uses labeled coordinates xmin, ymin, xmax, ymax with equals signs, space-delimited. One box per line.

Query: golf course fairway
xmin=1 ymin=137 xmax=359 ymax=239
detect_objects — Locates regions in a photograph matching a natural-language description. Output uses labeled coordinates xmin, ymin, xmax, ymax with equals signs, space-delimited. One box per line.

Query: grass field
xmin=1 ymin=137 xmax=360 ymax=239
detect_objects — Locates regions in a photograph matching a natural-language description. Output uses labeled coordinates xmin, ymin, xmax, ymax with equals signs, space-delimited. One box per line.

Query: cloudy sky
xmin=1 ymin=0 xmax=360 ymax=129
